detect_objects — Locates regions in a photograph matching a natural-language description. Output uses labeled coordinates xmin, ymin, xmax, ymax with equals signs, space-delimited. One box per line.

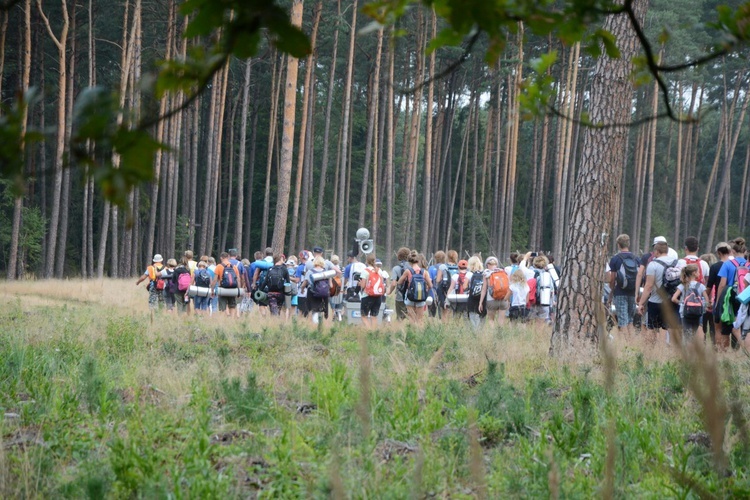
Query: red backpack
xmin=683 ymin=256 xmax=705 ymax=284
xmin=364 ymin=267 xmax=385 ymax=297
xmin=527 ymin=278 xmax=537 ymax=306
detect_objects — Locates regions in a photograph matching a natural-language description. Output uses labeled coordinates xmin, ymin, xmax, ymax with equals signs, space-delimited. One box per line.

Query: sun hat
xmin=458 ymin=259 xmax=468 ymax=269
xmin=653 ymin=236 xmax=667 ymax=246
xmin=153 ymin=254 xmax=163 ymax=263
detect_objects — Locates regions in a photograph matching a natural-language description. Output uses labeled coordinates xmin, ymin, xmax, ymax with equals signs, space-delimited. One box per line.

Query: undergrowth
xmin=0 ymin=291 xmax=749 ymax=498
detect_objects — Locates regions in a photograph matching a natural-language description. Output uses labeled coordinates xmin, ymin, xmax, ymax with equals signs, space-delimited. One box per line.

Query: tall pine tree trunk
xmin=270 ymin=0 xmax=304 ymax=252
xmin=551 ymin=0 xmax=647 ymax=353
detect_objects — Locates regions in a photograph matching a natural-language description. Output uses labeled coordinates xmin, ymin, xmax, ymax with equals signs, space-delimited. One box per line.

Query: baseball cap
xmin=153 ymin=254 xmax=163 ymax=263
xmin=347 ymin=250 xmax=357 ymax=258
xmin=286 ymin=260 xmax=295 ymax=266
xmin=375 ymin=259 xmax=383 ymax=266
xmin=458 ymin=259 xmax=468 ymax=269
xmin=313 ymin=246 xmax=324 ymax=254
xmin=653 ymin=236 xmax=667 ymax=246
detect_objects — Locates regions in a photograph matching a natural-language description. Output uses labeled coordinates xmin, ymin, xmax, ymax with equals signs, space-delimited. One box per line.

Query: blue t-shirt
xmin=718 ymin=257 xmax=747 ymax=288
xmin=428 ymin=265 xmax=438 ymax=298
xmin=343 ymin=263 xmax=352 ymax=280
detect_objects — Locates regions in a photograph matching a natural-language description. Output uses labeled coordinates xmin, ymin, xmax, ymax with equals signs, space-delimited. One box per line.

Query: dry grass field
xmin=0 ymin=280 xmax=748 ymax=498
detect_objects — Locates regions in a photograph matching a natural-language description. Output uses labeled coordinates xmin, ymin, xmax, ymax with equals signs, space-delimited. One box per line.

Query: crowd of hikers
xmin=605 ymin=233 xmax=750 ymax=351
xmin=134 ymin=234 xmax=750 ymax=351
xmin=135 ymin=246 xmax=561 ymax=328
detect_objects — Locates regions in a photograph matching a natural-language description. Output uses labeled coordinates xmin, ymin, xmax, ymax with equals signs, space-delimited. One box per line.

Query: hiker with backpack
xmin=466 ymin=256 xmax=486 ymax=328
xmin=671 ymin=264 xmax=710 ymax=343
xmin=435 ymin=250 xmax=459 ymax=321
xmin=136 ymin=254 xmax=166 ymax=310
xmin=508 ymin=269 xmax=530 ymax=322
xmin=529 ymin=255 xmax=556 ymax=324
xmin=295 ymin=251 xmax=310 ymax=318
xmin=396 ymin=250 xmax=434 ymax=324
xmin=172 ymin=256 xmax=192 ymax=315
xmin=305 ymin=255 xmax=333 ymax=324
xmin=706 ymin=243 xmax=731 ymax=346
xmin=607 ymin=234 xmax=640 ymax=333
xmin=262 ymin=253 xmax=291 ymax=316
xmin=252 ymin=248 xmax=275 ymax=315
xmin=162 ymin=258 xmax=178 ymax=313
xmin=359 ymin=254 xmax=386 ymax=328
xmin=449 ymin=259 xmax=471 ymax=317
xmin=637 ymin=241 xmax=680 ymax=343
xmin=286 ymin=256 xmax=299 ymax=318
xmin=714 ymin=237 xmax=747 ymax=350
xmin=479 ymin=256 xmax=510 ymax=326
xmin=191 ymin=260 xmax=212 ymax=315
xmin=388 ymin=247 xmax=412 ymax=321
xmin=211 ymin=252 xmax=243 ymax=318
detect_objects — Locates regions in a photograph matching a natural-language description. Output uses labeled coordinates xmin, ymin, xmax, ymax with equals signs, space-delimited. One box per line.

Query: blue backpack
xmin=406 ymin=269 xmax=427 ymax=302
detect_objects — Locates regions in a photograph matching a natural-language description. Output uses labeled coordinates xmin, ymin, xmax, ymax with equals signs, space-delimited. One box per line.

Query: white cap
xmin=153 ymin=254 xmax=163 ymax=263
xmin=653 ymin=236 xmax=667 ymax=246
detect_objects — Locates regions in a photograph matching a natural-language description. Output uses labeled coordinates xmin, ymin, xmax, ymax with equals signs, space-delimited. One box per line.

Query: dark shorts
xmin=361 ymin=295 xmax=382 ymax=317
xmin=646 ymin=301 xmax=667 ymax=330
xmin=508 ymin=305 xmax=528 ymax=321
xmin=164 ymin=292 xmax=175 ymax=309
xmin=307 ymin=295 xmax=328 ymax=316
xmin=219 ymin=296 xmax=237 ymax=311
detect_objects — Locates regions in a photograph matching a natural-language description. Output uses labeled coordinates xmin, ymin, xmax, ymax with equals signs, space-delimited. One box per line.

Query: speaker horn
xmin=356 ymin=227 xmax=371 ymax=240
xmin=359 ymin=239 xmax=374 ymax=254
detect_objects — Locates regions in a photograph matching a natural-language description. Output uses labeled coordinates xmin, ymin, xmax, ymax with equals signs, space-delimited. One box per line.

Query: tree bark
xmin=37 ymin=0 xmax=69 ymax=278
xmin=8 ymin=1 xmax=31 ymax=280
xmin=551 ymin=0 xmax=647 ymax=353
xmin=270 ymin=0 xmax=304 ymax=253
xmin=335 ymin=0 xmax=357 ymax=256
xmin=233 ymin=59 xmax=252 ymax=251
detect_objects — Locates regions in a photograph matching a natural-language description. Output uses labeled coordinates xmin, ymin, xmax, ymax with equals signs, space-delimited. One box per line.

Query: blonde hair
xmin=533 ymin=255 xmax=549 ymax=269
xmin=468 ymin=256 xmax=483 ymax=273
xmin=330 ymin=254 xmax=340 ymax=265
xmin=511 ymin=269 xmax=527 ymax=284
xmin=681 ymin=264 xmax=698 ymax=287
xmin=313 ymin=256 xmax=326 ymax=268
xmin=167 ymin=258 xmax=177 ymax=268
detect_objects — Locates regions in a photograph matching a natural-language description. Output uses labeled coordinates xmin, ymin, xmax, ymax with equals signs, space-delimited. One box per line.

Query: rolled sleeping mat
xmin=253 ymin=290 xmax=268 ymax=303
xmin=446 ymin=293 xmax=468 ymax=304
xmin=311 ymin=269 xmax=336 ymax=282
xmin=188 ymin=286 xmax=212 ymax=298
xmin=216 ymin=287 xmax=245 ymax=297
xmin=425 ymin=296 xmax=434 ymax=306
xmin=284 ymin=283 xmax=292 ymax=309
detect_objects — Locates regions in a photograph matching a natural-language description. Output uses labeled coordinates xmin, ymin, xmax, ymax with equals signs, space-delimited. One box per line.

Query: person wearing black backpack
xmin=210 ymin=252 xmax=243 ymax=318
xmin=607 ymin=234 xmax=639 ymax=334
xmin=466 ymin=256 xmax=486 ymax=328
xmin=395 ymin=250 xmax=433 ymax=324
xmin=637 ymin=241 xmax=678 ymax=344
xmin=263 ymin=253 xmax=291 ymax=316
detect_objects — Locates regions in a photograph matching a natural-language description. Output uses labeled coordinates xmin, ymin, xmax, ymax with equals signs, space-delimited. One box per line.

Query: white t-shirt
xmin=509 ymin=282 xmax=529 ymax=307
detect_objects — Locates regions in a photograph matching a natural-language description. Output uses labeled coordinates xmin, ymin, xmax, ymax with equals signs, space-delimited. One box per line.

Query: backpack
xmin=195 ymin=269 xmax=211 ymax=288
xmin=731 ymin=260 xmax=750 ymax=294
xmin=310 ymin=276 xmax=330 ymax=299
xmin=256 ymin=268 xmax=269 ymax=290
xmin=455 ymin=271 xmax=468 ymax=294
xmin=442 ymin=264 xmax=459 ymax=292
xmin=469 ymin=272 xmax=483 ymax=298
xmin=527 ymin=278 xmax=537 ymax=306
xmin=489 ymin=269 xmax=510 ymax=301
xmin=151 ymin=264 xmax=166 ymax=291
xmin=221 ymin=264 xmax=239 ymax=289
xmin=536 ymin=270 xmax=554 ymax=306
xmin=615 ymin=253 xmax=639 ymax=292
xmin=364 ymin=267 xmax=385 ymax=297
xmin=683 ymin=285 xmax=705 ymax=318
xmin=264 ymin=265 xmax=286 ymax=293
xmin=406 ymin=269 xmax=427 ymax=302
xmin=330 ymin=275 xmax=341 ymax=297
xmin=683 ymin=256 xmax=705 ymax=285
xmin=177 ymin=268 xmax=192 ymax=292
xmin=656 ymin=259 xmax=681 ymax=298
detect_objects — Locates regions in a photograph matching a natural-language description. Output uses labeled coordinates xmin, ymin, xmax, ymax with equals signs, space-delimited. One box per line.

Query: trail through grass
xmin=0 ymin=280 xmax=749 ymax=498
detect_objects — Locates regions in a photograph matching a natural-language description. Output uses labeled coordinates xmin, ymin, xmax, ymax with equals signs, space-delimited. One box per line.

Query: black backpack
xmin=195 ymin=269 xmax=211 ymax=288
xmin=469 ymin=272 xmax=483 ymax=298
xmin=221 ymin=265 xmax=238 ymax=288
xmin=615 ymin=252 xmax=639 ymax=292
xmin=264 ymin=265 xmax=286 ymax=293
